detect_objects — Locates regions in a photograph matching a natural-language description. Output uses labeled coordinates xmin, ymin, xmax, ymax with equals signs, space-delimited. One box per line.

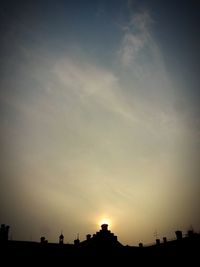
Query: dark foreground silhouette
xmin=1 ymin=224 xmax=200 ymax=266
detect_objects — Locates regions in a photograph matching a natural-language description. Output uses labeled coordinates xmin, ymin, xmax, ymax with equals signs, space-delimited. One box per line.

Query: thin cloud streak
xmin=119 ymin=10 xmax=153 ymax=66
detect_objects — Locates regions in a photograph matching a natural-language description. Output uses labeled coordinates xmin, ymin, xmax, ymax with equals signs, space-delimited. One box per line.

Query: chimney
xmin=101 ymin=224 xmax=108 ymax=231
xmin=139 ymin=242 xmax=143 ymax=248
xmin=156 ymin=239 xmax=160 ymax=245
xmin=187 ymin=230 xmax=194 ymax=238
xmin=74 ymin=239 xmax=80 ymax=246
xmin=175 ymin=230 xmax=182 ymax=240
xmin=163 ymin=237 xmax=167 ymax=243
xmin=86 ymin=234 xmax=91 ymax=241
xmin=59 ymin=233 xmax=64 ymax=244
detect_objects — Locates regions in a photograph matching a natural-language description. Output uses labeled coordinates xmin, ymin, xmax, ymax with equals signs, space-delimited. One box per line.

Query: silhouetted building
xmin=101 ymin=223 xmax=108 ymax=231
xmin=86 ymin=234 xmax=91 ymax=241
xmin=1 ymin=223 xmax=200 ymax=266
xmin=79 ymin=224 xmax=122 ymax=249
xmin=139 ymin=242 xmax=143 ymax=247
xmin=175 ymin=230 xmax=182 ymax=240
xmin=163 ymin=237 xmax=167 ymax=243
xmin=59 ymin=233 xmax=64 ymax=244
xmin=40 ymin=236 xmax=48 ymax=244
xmin=187 ymin=230 xmax=194 ymax=238
xmin=0 ymin=224 xmax=10 ymax=242
xmin=74 ymin=234 xmax=80 ymax=246
xmin=156 ymin=238 xmax=160 ymax=245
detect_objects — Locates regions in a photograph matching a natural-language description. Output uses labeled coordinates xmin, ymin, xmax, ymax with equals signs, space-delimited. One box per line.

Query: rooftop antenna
xmin=189 ymin=224 xmax=194 ymax=231
xmin=153 ymin=229 xmax=158 ymax=239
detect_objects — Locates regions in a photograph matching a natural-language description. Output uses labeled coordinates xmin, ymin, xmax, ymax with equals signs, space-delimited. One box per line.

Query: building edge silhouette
xmin=0 ymin=223 xmax=200 ymax=265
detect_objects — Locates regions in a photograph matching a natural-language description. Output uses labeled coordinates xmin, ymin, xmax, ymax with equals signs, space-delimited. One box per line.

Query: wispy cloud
xmin=53 ymin=58 xmax=138 ymax=123
xmin=118 ymin=9 xmax=176 ymax=113
xmin=119 ymin=10 xmax=153 ymax=66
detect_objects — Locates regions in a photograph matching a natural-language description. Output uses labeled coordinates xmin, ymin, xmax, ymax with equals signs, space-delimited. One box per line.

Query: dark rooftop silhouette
xmin=0 ymin=223 xmax=200 ymax=266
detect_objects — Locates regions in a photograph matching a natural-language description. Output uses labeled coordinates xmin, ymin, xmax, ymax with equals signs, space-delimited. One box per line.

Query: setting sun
xmin=99 ymin=218 xmax=112 ymax=228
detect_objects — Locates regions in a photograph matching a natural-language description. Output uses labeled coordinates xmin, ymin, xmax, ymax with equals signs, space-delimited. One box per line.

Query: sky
xmin=0 ymin=0 xmax=200 ymax=245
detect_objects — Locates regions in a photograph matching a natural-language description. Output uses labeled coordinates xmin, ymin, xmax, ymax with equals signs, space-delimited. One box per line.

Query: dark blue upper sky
xmin=1 ymin=0 xmax=199 ymax=94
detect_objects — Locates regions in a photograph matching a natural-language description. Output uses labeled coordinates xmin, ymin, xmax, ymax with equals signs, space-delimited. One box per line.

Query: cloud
xmin=119 ymin=10 xmax=153 ymax=66
xmin=117 ymin=9 xmax=177 ymax=116
xmin=54 ymin=58 xmax=118 ymax=98
xmin=53 ymin=58 xmax=138 ymax=123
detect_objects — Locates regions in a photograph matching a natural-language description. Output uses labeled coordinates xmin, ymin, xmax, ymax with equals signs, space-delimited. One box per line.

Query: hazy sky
xmin=0 ymin=0 xmax=200 ymax=245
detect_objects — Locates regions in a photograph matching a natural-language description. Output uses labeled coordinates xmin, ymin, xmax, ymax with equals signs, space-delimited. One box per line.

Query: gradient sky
xmin=0 ymin=0 xmax=200 ymax=245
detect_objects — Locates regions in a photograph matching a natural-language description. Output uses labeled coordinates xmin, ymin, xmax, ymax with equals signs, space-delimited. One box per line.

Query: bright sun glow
xmin=99 ymin=218 xmax=112 ymax=228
